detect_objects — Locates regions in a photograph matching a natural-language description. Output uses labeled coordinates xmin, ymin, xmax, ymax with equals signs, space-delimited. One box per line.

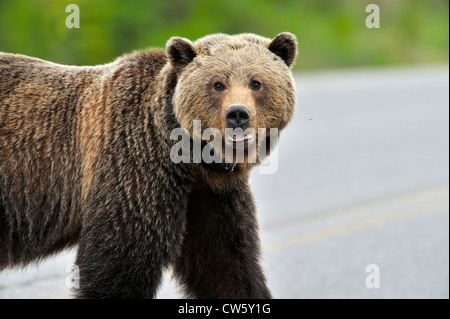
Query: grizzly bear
xmin=0 ymin=32 xmax=297 ymax=298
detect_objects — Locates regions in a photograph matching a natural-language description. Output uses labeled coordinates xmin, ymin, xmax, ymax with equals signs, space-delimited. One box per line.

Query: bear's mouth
xmin=226 ymin=132 xmax=253 ymax=143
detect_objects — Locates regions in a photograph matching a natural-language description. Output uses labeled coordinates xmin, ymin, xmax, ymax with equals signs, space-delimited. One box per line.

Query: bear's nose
xmin=226 ymin=105 xmax=251 ymax=128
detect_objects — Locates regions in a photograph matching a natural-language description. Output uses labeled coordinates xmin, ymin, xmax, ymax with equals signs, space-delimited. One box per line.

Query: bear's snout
xmin=225 ymin=105 xmax=251 ymax=129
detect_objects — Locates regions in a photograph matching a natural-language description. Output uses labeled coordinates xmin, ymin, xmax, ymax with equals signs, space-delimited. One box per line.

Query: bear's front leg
xmin=75 ymin=166 xmax=187 ymax=299
xmin=174 ymin=183 xmax=272 ymax=299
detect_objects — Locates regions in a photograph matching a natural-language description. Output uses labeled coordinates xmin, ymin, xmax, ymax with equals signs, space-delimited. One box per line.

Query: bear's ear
xmin=268 ymin=32 xmax=298 ymax=68
xmin=166 ymin=37 xmax=196 ymax=68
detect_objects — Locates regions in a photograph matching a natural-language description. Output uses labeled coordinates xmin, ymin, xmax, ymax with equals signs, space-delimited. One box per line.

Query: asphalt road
xmin=0 ymin=65 xmax=448 ymax=299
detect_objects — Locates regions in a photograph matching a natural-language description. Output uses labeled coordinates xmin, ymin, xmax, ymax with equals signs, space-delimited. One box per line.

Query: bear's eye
xmin=213 ymin=82 xmax=226 ymax=91
xmin=250 ymin=80 xmax=262 ymax=91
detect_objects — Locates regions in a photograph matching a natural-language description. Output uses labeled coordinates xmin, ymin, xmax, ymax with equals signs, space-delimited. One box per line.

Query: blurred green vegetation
xmin=0 ymin=0 xmax=448 ymax=69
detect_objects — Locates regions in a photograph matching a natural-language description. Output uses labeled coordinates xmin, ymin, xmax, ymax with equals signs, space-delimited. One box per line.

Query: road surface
xmin=1 ymin=65 xmax=448 ymax=299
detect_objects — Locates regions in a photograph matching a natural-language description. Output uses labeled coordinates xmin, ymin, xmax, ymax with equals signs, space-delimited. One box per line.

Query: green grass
xmin=0 ymin=0 xmax=448 ymax=70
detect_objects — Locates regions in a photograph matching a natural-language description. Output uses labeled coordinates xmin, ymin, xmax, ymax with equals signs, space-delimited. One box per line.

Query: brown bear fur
xmin=0 ymin=32 xmax=297 ymax=298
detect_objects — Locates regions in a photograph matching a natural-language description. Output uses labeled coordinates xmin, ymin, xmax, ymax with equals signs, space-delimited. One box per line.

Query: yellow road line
xmin=264 ymin=197 xmax=449 ymax=253
xmin=264 ymin=184 xmax=449 ymax=232
xmin=320 ymin=184 xmax=449 ymax=221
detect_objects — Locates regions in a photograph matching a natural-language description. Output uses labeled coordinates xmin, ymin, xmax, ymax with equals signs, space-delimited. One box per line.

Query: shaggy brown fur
xmin=0 ymin=32 xmax=297 ymax=298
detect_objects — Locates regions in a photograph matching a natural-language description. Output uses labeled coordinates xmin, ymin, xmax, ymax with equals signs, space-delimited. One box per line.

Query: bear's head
xmin=164 ymin=32 xmax=297 ymax=168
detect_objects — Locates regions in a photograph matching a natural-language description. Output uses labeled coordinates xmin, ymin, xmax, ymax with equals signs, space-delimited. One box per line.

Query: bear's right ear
xmin=166 ymin=37 xmax=196 ymax=68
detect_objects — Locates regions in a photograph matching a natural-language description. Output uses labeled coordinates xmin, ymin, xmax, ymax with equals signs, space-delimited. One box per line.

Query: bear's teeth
xmin=229 ymin=133 xmax=252 ymax=142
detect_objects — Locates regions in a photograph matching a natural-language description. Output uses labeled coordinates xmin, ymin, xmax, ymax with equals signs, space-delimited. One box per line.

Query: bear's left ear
xmin=268 ymin=32 xmax=298 ymax=68
xmin=166 ymin=37 xmax=196 ymax=68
